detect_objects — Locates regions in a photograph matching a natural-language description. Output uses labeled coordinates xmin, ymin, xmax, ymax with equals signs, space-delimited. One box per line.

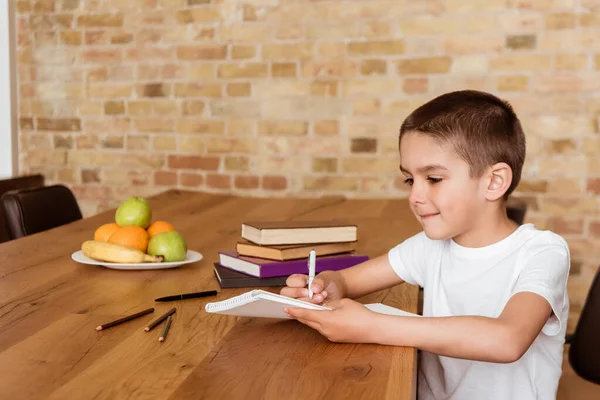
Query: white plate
xmin=71 ymin=250 xmax=203 ymax=270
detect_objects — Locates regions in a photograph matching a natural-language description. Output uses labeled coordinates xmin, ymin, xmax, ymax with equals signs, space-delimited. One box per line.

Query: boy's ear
xmin=485 ymin=162 xmax=512 ymax=201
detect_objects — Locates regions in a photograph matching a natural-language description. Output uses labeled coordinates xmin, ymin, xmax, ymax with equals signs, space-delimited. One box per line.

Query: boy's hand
xmin=284 ymin=299 xmax=378 ymax=343
xmin=280 ymin=272 xmax=344 ymax=304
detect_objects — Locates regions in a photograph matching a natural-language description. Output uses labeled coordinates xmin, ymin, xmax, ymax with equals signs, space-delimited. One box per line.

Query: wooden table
xmin=0 ymin=190 xmax=422 ymax=399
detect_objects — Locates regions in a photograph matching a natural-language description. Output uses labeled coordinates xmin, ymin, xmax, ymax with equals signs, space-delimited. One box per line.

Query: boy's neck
xmin=452 ymin=205 xmax=519 ymax=248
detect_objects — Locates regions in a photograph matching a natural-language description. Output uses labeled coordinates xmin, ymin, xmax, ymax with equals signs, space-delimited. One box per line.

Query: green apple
xmin=148 ymin=231 xmax=187 ymax=262
xmin=115 ymin=197 xmax=152 ymax=229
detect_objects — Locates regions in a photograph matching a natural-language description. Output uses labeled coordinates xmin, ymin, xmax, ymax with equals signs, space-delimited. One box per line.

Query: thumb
xmin=310 ymin=276 xmax=329 ymax=293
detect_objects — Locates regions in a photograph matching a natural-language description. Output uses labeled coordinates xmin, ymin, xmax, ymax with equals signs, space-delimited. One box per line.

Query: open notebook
xmin=205 ymin=290 xmax=421 ymax=319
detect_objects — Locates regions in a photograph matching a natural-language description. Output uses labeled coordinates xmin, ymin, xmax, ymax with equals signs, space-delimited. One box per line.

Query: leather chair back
xmin=0 ymin=174 xmax=45 ymax=242
xmin=1 ymin=184 xmax=82 ymax=240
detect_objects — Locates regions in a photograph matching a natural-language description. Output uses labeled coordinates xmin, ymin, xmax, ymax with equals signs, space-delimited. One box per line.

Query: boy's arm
xmin=335 ymin=253 xmax=405 ymax=299
xmin=372 ymin=291 xmax=552 ymax=363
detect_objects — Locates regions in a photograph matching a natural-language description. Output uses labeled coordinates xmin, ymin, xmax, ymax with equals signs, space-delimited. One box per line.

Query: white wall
xmin=0 ymin=1 xmax=17 ymax=178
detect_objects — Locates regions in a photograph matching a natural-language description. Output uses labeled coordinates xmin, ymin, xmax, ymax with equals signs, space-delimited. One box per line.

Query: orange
xmin=94 ymin=223 xmax=120 ymax=242
xmin=147 ymin=221 xmax=176 ymax=238
xmin=108 ymin=226 xmax=149 ymax=253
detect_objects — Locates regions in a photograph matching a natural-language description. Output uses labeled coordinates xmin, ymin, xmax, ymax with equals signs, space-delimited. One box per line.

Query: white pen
xmin=307 ymin=249 xmax=316 ymax=300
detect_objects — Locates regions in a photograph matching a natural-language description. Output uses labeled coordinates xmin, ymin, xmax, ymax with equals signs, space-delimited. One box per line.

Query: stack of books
xmin=214 ymin=221 xmax=369 ymax=288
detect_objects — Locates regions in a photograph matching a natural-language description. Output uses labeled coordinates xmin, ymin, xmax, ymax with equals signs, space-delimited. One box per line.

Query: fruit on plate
xmin=147 ymin=231 xmax=187 ymax=262
xmin=94 ymin=223 xmax=120 ymax=242
xmin=107 ymin=225 xmax=149 ymax=253
xmin=115 ymin=196 xmax=152 ymax=229
xmin=82 ymin=240 xmax=164 ymax=263
xmin=147 ymin=221 xmax=175 ymax=238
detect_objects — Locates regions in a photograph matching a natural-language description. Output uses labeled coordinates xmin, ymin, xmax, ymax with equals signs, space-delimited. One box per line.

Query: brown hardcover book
xmin=241 ymin=220 xmax=357 ymax=245
xmin=236 ymin=239 xmax=357 ymax=261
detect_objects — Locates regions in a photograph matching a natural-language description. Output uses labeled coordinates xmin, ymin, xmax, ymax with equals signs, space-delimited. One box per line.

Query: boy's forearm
xmin=371 ymin=314 xmax=521 ymax=363
xmin=334 ymin=254 xmax=404 ymax=299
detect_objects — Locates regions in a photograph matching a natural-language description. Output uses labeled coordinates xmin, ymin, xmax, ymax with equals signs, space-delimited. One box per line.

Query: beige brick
xmin=168 ymin=155 xmax=219 ymax=170
xmin=353 ymin=99 xmax=381 ymax=116
xmin=38 ymin=118 xmax=81 ymax=131
xmin=60 ymin=30 xmax=81 ymax=46
xmin=87 ymin=84 xmax=132 ymax=98
xmin=274 ymin=23 xmax=303 ymax=40
xmin=177 ymin=45 xmax=226 ymax=60
xmin=85 ymin=31 xmax=108 ymax=45
xmin=252 ymin=81 xmax=308 ymax=98
xmin=26 ymin=150 xmax=67 ymax=166
xmin=81 ymin=49 xmax=121 ymax=64
xmin=180 ymin=173 xmax=204 ymax=188
xmin=176 ymin=7 xmax=221 ymax=24
xmin=231 ymin=45 xmax=256 ymax=60
xmin=134 ymin=118 xmax=174 ymax=133
xmin=348 ymin=40 xmax=404 ymax=56
xmin=556 ymin=54 xmax=589 ymax=71
xmin=342 ymin=157 xmax=397 ymax=173
xmin=444 ymin=35 xmax=504 ymax=54
xmin=545 ymin=12 xmax=576 ymax=30
xmin=137 ymin=83 xmax=169 ymax=98
xmin=351 ymin=138 xmax=377 ymax=153
xmin=541 ymin=196 xmax=597 ymax=216
xmin=210 ymin=100 xmax=260 ymax=118
xmin=400 ymin=17 xmax=460 ymax=35
xmin=101 ymin=136 xmax=124 ymax=149
xmin=16 ymin=1 xmax=32 ymax=13
xmin=152 ymin=135 xmax=176 ymax=151
xmin=506 ymin=34 xmax=537 ymax=50
xmin=221 ymin=24 xmax=271 ymax=42
xmin=218 ymin=63 xmax=268 ymax=79
xmin=104 ymin=101 xmax=125 ymax=115
xmin=303 ymin=176 xmax=358 ymax=191
xmin=546 ymin=139 xmax=577 ymax=154
xmin=111 ymin=32 xmax=133 ymax=45
xmin=263 ymin=43 xmax=314 ymax=60
xmin=403 ymin=78 xmax=429 ymax=94
xmin=396 ymin=57 xmax=452 ymax=75
xmin=539 ymin=155 xmax=586 ymax=176
xmin=303 ymin=61 xmax=357 ymax=78
xmin=86 ymin=67 xmax=107 ymax=82
xmin=152 ymin=101 xmax=178 ymax=116
xmin=360 ymin=60 xmax=386 ymax=75
xmin=317 ymin=42 xmax=345 ymax=59
xmin=541 ymin=30 xmax=600 ymax=51
xmin=182 ymin=101 xmax=205 ymax=116
xmin=342 ymin=79 xmax=399 ymax=96
xmin=176 ymin=119 xmax=225 ymax=134
xmin=77 ymin=14 xmax=123 ymax=27
xmin=174 ymin=83 xmax=221 ymax=98
xmin=443 ymin=0 xmax=507 ymax=12
xmin=242 ymin=4 xmax=257 ymax=21
xmin=227 ymin=119 xmax=255 ymax=136
xmin=580 ymin=12 xmax=600 ymax=27
xmin=225 ymin=156 xmax=250 ymax=172
xmin=53 ymin=135 xmax=74 ymax=149
xmin=126 ymin=135 xmax=150 ymax=151
xmin=307 ymin=24 xmax=358 ymax=40
xmin=205 ymin=138 xmax=256 ymax=153
xmin=272 ymin=62 xmax=297 ymax=78
xmin=595 ymin=54 xmax=600 ymax=69
xmin=259 ymin=121 xmax=308 ymax=136
xmin=535 ymin=75 xmax=600 ymax=92
xmin=497 ymin=75 xmax=528 ymax=91
xmin=179 ymin=137 xmax=205 ymax=153
xmin=312 ymin=158 xmax=337 ymax=173
xmin=489 ymin=54 xmax=552 ymax=71
xmin=547 ymin=178 xmax=583 ymax=194
xmin=128 ymin=101 xmax=153 ymax=116
xmin=78 ymin=101 xmax=103 ymax=116
xmin=311 ymin=81 xmax=338 ymax=97
xmin=549 ymin=217 xmax=584 ymax=235
xmin=451 ymin=55 xmax=488 ymax=74
xmin=189 ymin=64 xmax=215 ymax=80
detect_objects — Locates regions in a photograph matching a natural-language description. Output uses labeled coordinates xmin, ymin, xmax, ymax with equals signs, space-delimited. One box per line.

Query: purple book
xmin=218 ymin=251 xmax=369 ymax=278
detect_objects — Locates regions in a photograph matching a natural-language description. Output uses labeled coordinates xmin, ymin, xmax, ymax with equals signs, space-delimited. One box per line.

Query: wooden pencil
xmin=144 ymin=307 xmax=176 ymax=332
xmin=158 ymin=315 xmax=172 ymax=342
xmin=95 ymin=308 xmax=154 ymax=331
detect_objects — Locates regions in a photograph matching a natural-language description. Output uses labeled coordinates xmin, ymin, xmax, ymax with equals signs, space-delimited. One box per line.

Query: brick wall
xmin=14 ymin=1 xmax=600 ymax=311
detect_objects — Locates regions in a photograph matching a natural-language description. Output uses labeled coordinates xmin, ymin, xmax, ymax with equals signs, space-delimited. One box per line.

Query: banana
xmin=81 ymin=240 xmax=163 ymax=263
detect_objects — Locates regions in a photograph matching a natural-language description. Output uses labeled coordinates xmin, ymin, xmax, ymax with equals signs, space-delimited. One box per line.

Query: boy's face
xmin=399 ymin=131 xmax=486 ymax=241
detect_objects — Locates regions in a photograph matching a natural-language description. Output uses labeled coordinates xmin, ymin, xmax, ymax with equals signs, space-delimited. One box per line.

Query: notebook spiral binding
xmin=204 ymin=290 xmax=261 ymax=312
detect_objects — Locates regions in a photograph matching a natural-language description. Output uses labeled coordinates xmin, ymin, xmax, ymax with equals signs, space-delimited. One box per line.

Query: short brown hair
xmin=399 ymin=90 xmax=526 ymax=199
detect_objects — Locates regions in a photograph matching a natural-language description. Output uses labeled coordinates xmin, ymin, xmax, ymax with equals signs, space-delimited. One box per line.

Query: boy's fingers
xmin=280 ymin=287 xmax=308 ymax=299
xmin=286 ymin=274 xmax=308 ymax=287
xmin=286 ymin=307 xmax=322 ymax=322
xmin=297 ymin=318 xmax=322 ymax=331
xmin=310 ymin=277 xmax=327 ymax=293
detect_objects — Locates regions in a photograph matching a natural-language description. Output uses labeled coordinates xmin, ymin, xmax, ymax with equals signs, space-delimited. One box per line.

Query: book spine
xmin=259 ymin=255 xmax=369 ymax=278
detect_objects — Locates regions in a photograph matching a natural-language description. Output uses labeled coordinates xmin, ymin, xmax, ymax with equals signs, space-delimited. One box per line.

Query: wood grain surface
xmin=0 ymin=190 xmax=422 ymax=399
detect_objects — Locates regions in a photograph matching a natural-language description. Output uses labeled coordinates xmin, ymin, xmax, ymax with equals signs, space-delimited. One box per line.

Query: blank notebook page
xmin=205 ymin=290 xmax=421 ymax=319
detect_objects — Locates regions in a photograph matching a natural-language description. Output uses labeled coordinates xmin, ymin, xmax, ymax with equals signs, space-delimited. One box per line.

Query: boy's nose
xmin=408 ymin=184 xmax=426 ymax=205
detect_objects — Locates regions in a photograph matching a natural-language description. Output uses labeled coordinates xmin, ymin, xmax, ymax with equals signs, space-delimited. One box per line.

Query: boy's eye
xmin=403 ymin=178 xmax=414 ymax=186
xmin=428 ymin=177 xmax=442 ymax=184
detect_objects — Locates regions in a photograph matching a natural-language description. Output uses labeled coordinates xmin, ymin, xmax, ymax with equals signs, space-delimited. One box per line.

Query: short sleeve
xmin=387 ymin=231 xmax=431 ymax=288
xmin=512 ymin=235 xmax=570 ymax=336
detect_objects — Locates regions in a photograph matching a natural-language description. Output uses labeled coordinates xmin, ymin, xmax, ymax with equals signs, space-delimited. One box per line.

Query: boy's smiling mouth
xmin=418 ymin=212 xmax=440 ymax=220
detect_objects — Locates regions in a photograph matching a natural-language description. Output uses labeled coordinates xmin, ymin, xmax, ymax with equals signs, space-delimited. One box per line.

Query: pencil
xmin=144 ymin=307 xmax=176 ymax=332
xmin=95 ymin=308 xmax=154 ymax=331
xmin=158 ymin=315 xmax=172 ymax=342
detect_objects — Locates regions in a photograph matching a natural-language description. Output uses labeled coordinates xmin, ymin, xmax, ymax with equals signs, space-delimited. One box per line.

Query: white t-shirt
xmin=388 ymin=224 xmax=570 ymax=400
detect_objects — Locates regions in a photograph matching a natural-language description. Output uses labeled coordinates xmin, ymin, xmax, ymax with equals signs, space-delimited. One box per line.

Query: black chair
xmin=1 ymin=184 xmax=82 ymax=240
xmin=0 ymin=174 xmax=45 ymax=242
xmin=566 ymin=267 xmax=600 ymax=385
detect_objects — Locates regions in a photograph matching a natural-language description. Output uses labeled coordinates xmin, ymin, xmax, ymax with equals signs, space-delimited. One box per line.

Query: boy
xmin=282 ymin=90 xmax=570 ymax=399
